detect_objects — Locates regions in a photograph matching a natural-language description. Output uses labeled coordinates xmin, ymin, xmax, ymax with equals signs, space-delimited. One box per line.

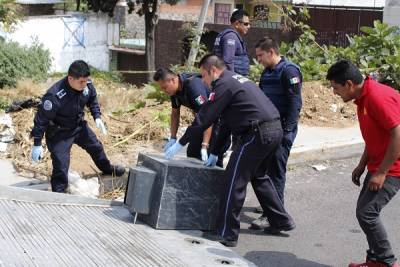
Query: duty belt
xmin=249 ymin=119 xmax=281 ymax=133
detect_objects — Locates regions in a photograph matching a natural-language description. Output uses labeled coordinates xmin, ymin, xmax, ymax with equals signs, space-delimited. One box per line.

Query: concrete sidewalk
xmin=289 ymin=124 xmax=363 ymax=165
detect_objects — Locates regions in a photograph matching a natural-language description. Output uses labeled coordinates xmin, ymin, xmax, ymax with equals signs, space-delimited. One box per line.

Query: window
xmin=254 ymin=5 xmax=269 ymax=21
xmin=214 ymin=3 xmax=231 ymax=25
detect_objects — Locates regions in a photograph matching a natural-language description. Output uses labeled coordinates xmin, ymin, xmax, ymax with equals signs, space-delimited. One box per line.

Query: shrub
xmin=0 ymin=39 xmax=51 ymax=88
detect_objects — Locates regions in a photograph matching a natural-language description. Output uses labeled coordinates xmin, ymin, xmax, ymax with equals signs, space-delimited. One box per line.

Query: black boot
xmin=103 ymin=165 xmax=125 ymax=177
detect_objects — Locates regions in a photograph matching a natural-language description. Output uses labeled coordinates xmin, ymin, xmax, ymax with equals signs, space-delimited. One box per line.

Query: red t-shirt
xmin=354 ymin=77 xmax=400 ymax=176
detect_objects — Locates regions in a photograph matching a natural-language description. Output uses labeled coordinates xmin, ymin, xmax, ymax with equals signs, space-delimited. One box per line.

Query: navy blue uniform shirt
xmin=259 ymin=57 xmax=302 ymax=131
xmin=179 ymin=70 xmax=280 ymax=154
xmin=213 ymin=29 xmax=250 ymax=76
xmin=31 ymin=77 xmax=101 ymax=145
xmin=170 ymin=73 xmax=210 ymax=113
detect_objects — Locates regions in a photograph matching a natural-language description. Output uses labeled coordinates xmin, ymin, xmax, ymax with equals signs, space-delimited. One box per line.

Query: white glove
xmin=31 ymin=145 xmax=43 ymax=162
xmin=201 ymin=148 xmax=208 ymax=163
xmin=95 ymin=118 xmax=107 ymax=135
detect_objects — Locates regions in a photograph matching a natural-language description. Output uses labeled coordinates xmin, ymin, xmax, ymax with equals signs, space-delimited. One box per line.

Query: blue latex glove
xmin=204 ymin=154 xmax=218 ymax=167
xmin=165 ymin=142 xmax=183 ymax=160
xmin=163 ymin=138 xmax=177 ymax=152
xmin=31 ymin=145 xmax=43 ymax=162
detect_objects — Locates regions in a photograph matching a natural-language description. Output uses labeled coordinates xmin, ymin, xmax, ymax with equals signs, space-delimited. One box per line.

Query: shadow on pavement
xmin=244 ymin=251 xmax=332 ymax=267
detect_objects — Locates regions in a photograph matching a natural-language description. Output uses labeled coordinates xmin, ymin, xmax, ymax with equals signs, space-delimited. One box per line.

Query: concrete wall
xmin=123 ymin=0 xmax=235 ymax=39
xmin=383 ymin=0 xmax=400 ymax=26
xmin=8 ymin=12 xmax=112 ymax=72
xmin=154 ymin=19 xmax=296 ymax=69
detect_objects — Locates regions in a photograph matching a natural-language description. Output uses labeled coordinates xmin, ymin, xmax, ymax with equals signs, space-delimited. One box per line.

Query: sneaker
xmin=254 ymin=206 xmax=263 ymax=214
xmin=263 ymin=223 xmax=296 ymax=235
xmin=348 ymin=260 xmax=399 ymax=267
xmin=250 ymin=216 xmax=269 ymax=230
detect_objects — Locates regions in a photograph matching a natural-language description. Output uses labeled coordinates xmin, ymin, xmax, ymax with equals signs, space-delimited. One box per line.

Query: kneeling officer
xmin=30 ymin=60 xmax=125 ymax=193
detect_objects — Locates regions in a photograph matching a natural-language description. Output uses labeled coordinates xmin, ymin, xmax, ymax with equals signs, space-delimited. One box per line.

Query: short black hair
xmin=68 ymin=60 xmax=90 ymax=78
xmin=198 ymin=54 xmax=226 ymax=72
xmin=153 ymin=67 xmax=176 ymax=81
xmin=326 ymin=60 xmax=363 ymax=86
xmin=230 ymin=9 xmax=249 ymax=24
xmin=255 ymin=37 xmax=280 ymax=54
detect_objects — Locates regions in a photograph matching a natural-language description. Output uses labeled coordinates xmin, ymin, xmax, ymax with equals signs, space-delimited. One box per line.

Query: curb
xmin=288 ymin=141 xmax=364 ymax=166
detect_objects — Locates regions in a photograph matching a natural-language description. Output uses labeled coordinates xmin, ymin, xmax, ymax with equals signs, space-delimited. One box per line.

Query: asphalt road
xmin=232 ymin=157 xmax=400 ymax=267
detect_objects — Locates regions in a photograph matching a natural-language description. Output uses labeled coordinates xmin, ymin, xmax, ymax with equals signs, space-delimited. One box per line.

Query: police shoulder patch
xmin=232 ymin=74 xmax=250 ymax=84
xmin=227 ymin=39 xmax=236 ymax=46
xmin=43 ymin=99 xmax=53 ymax=111
xmin=289 ymin=77 xmax=300 ymax=85
xmin=56 ymin=89 xmax=66 ymax=99
xmin=195 ymin=95 xmax=205 ymax=106
xmin=208 ymin=92 xmax=215 ymax=102
xmin=83 ymin=86 xmax=89 ymax=96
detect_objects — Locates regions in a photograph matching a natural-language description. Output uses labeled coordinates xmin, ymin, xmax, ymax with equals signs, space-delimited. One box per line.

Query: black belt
xmin=238 ymin=119 xmax=281 ymax=136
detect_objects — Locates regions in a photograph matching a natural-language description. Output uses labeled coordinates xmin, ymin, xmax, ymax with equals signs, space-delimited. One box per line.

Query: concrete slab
xmin=137 ymin=153 xmax=226 ymax=230
xmin=0 ymin=185 xmax=255 ymax=267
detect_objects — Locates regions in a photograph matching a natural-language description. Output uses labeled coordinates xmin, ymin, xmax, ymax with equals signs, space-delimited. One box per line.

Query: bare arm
xmin=170 ymin=108 xmax=180 ymax=139
xmin=377 ymin=125 xmax=400 ymax=175
xmin=202 ymin=125 xmax=213 ymax=149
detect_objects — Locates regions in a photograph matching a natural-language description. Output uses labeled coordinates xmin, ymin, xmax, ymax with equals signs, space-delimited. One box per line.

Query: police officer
xmin=165 ymin=55 xmax=295 ymax=247
xmin=250 ymin=37 xmax=303 ymax=230
xmin=154 ymin=67 xmax=227 ymax=167
xmin=30 ymin=60 xmax=125 ymax=193
xmin=213 ymin=9 xmax=250 ymax=76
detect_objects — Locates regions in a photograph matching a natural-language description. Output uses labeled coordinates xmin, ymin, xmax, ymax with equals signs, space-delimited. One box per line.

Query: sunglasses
xmin=239 ymin=21 xmax=250 ymax=27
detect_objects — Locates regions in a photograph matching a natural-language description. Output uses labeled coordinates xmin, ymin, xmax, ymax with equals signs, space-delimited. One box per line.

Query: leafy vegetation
xmin=280 ymin=20 xmax=400 ymax=90
xmin=0 ymin=40 xmax=51 ymax=88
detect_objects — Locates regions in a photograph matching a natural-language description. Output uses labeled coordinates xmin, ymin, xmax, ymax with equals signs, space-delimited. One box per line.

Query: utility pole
xmin=186 ymin=0 xmax=211 ymax=69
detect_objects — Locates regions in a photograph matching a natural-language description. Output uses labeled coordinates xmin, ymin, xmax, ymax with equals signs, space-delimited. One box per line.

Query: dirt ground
xmin=0 ymin=78 xmax=357 ymax=196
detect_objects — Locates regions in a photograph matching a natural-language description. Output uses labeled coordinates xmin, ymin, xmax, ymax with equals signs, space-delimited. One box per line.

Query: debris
xmin=5 ymin=98 xmax=40 ymax=113
xmin=311 ymin=164 xmax=327 ymax=171
xmin=330 ymin=104 xmax=337 ymax=113
xmin=68 ymin=170 xmax=100 ymax=198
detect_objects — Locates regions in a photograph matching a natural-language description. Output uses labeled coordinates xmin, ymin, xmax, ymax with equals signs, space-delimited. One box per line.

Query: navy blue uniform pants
xmin=267 ymin=126 xmax=298 ymax=203
xmin=216 ymin=125 xmax=294 ymax=241
xmin=46 ymin=121 xmax=112 ymax=193
xmin=357 ymin=172 xmax=400 ymax=266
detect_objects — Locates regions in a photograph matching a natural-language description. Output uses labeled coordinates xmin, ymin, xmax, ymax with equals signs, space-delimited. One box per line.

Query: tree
xmin=0 ymin=0 xmax=20 ymax=33
xmin=126 ymin=0 xmax=180 ymax=81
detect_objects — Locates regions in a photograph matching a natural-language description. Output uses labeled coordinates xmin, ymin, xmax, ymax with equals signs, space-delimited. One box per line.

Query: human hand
xmin=165 ymin=142 xmax=183 ymax=160
xmin=201 ymin=148 xmax=208 ymax=163
xmin=368 ymin=172 xmax=386 ymax=191
xmin=351 ymin=164 xmax=366 ymax=186
xmin=31 ymin=145 xmax=43 ymax=162
xmin=163 ymin=138 xmax=177 ymax=152
xmin=204 ymin=154 xmax=218 ymax=167
xmin=95 ymin=118 xmax=107 ymax=135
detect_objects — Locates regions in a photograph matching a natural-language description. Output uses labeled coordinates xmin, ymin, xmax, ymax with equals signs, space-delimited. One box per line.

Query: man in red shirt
xmin=327 ymin=60 xmax=400 ymax=267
